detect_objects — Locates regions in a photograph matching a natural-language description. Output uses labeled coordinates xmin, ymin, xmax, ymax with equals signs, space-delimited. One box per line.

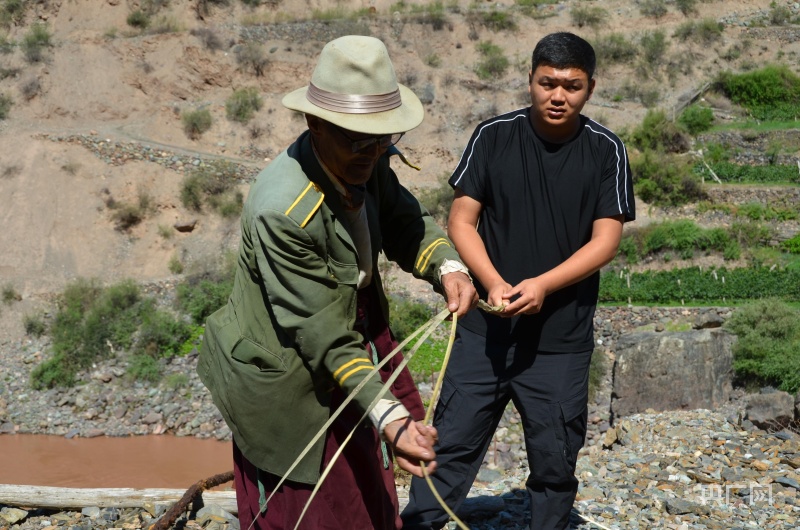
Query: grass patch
xmin=0 ymin=92 xmax=12 ymax=119
xmin=631 ymin=149 xmax=705 ymax=207
xmin=725 ymin=299 xmax=800 ymax=393
xmin=474 ymin=41 xmax=509 ymax=81
xmin=570 ymin=5 xmax=606 ymax=29
xmin=176 ymin=271 xmax=234 ymax=324
xmin=716 ymin=65 xmax=800 ymax=121
xmin=182 ymin=108 xmax=213 ymax=140
xmin=29 ymin=279 xmax=192 ymax=389
xmin=23 ymin=313 xmax=46 ymax=337
xmin=2 ymin=283 xmax=19 ymax=304
xmin=226 ymin=87 xmax=263 ymax=124
xmin=109 ymin=189 xmax=155 ymax=232
xmin=21 ymin=23 xmax=52 ymax=63
xmin=180 ymin=160 xmax=243 ymax=217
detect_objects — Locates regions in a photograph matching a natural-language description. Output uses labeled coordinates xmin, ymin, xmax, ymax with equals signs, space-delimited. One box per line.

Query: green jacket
xmin=198 ymin=131 xmax=463 ymax=484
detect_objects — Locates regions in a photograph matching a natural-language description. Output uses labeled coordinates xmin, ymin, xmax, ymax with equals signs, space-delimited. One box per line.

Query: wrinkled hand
xmin=383 ymin=418 xmax=438 ymax=477
xmin=502 ymin=277 xmax=547 ymax=316
xmin=441 ymin=272 xmax=478 ymax=318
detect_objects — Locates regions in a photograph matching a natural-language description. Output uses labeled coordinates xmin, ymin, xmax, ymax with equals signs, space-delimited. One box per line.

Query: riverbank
xmin=3 ymin=306 xmax=799 ymax=528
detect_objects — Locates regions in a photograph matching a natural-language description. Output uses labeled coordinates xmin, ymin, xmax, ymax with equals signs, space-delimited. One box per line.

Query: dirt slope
xmin=0 ymin=0 xmax=789 ymax=342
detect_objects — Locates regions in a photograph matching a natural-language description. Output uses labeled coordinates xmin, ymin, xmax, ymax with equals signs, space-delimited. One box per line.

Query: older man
xmin=198 ymin=35 xmax=476 ymax=530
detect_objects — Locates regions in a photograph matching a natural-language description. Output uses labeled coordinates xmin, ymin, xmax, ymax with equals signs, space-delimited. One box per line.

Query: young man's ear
xmin=587 ymin=78 xmax=596 ymax=100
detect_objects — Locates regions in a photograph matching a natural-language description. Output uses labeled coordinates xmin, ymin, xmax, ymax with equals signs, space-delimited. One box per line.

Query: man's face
xmin=307 ymin=117 xmax=387 ymax=186
xmin=528 ymin=64 xmax=595 ymax=140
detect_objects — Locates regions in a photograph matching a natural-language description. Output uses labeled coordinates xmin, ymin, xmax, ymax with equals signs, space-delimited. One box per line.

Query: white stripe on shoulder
xmin=585 ymin=120 xmax=630 ymax=214
xmin=452 ymin=111 xmax=529 ymax=187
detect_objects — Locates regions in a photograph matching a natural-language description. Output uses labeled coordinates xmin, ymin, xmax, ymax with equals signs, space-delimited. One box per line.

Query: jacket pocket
xmin=328 ymin=257 xmax=359 ymax=286
xmin=230 ymin=336 xmax=286 ymax=373
xmin=205 ymin=306 xmax=286 ymax=373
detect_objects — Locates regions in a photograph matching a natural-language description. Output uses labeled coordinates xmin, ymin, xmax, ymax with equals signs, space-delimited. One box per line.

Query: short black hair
xmin=531 ymin=32 xmax=596 ymax=80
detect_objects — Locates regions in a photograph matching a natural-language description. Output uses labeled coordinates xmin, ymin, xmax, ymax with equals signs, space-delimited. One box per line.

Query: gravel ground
xmin=2 ymin=305 xmax=798 ymax=529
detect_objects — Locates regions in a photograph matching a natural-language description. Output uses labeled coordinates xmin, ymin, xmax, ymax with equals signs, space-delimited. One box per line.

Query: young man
xmin=402 ymin=32 xmax=635 ymax=530
xmin=197 ymin=36 xmax=476 ymax=530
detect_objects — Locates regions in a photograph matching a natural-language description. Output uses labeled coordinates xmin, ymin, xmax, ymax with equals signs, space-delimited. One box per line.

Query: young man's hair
xmin=531 ymin=32 xmax=596 ymax=80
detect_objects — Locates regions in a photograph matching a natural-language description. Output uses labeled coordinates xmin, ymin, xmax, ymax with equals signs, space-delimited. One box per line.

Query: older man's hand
xmin=441 ymin=271 xmax=478 ymax=318
xmin=383 ymin=418 xmax=438 ymax=477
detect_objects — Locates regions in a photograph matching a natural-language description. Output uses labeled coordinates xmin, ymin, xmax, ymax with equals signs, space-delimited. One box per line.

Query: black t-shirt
xmin=450 ymin=109 xmax=635 ymax=352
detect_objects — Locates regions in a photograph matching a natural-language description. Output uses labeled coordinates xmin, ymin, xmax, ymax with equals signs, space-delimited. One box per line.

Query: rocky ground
xmin=2 ymin=305 xmax=799 ymax=529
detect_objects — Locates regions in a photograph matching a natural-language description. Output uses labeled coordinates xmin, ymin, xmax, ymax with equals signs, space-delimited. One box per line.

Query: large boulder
xmin=745 ymin=391 xmax=796 ymax=429
xmin=612 ymin=329 xmax=736 ymax=418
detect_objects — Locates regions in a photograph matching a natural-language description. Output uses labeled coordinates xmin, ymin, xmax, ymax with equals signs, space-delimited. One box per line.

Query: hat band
xmin=307 ymin=83 xmax=402 ymax=114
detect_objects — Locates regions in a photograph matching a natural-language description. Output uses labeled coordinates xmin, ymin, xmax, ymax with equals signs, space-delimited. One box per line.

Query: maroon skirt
xmin=233 ymin=285 xmax=425 ymax=530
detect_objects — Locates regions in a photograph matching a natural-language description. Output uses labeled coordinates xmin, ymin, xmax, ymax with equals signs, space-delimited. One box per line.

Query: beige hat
xmin=282 ymin=35 xmax=423 ymax=135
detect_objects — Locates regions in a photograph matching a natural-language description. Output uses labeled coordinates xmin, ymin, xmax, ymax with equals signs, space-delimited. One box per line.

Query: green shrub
xmin=31 ymin=279 xmax=143 ymax=389
xmin=674 ymin=19 xmax=724 ymax=44
xmin=235 ymin=41 xmax=268 ymax=76
xmin=23 ymin=313 xmax=46 ymax=337
xmin=593 ymin=34 xmax=637 ymax=66
xmin=407 ymin=337 xmax=447 ymax=379
xmin=475 ymin=41 xmax=509 ymax=80
xmin=182 ymin=108 xmax=213 ymax=140
xmin=717 ymin=65 xmax=800 ymax=121
xmin=0 ymin=93 xmax=11 ymax=119
xmin=127 ymin=354 xmax=162 ymax=383
xmin=675 ymin=0 xmax=698 ymax=16
xmin=617 ymin=236 xmax=640 ymax=264
xmin=729 ymin=221 xmax=774 ymax=247
xmin=2 ymin=283 xmax=19 ymax=304
xmin=148 ymin=15 xmax=180 ymax=34
xmin=678 ymin=105 xmax=714 ymax=135
xmin=134 ymin=304 xmax=192 ymax=358
xmin=1 ymin=0 xmax=27 ymax=27
xmin=640 ymin=0 xmax=667 ymax=19
xmin=424 ymin=53 xmax=441 ymax=68
xmin=176 ymin=273 xmax=234 ymax=324
xmin=627 ymin=109 xmax=689 ymax=153
xmin=570 ymin=5 xmax=606 ymax=29
xmin=639 ymin=30 xmax=668 ymax=66
xmin=481 ymin=10 xmax=517 ymax=31
xmin=127 ymin=9 xmax=150 ymax=29
xmin=770 ymin=4 xmax=791 ymax=25
xmin=180 ymin=160 xmax=241 ymax=215
xmin=695 ymin=161 xmax=799 ymax=184
xmin=782 ymin=233 xmax=800 ymax=254
xmin=632 ymin=149 xmax=706 ymax=207
xmin=389 ymin=296 xmax=433 ymax=343
xmin=226 ymin=87 xmax=263 ymax=124
xmin=599 ymin=266 xmax=800 ymax=304
xmin=21 ymin=23 xmax=51 ymax=63
xmin=417 ymin=174 xmax=453 ymax=226
xmin=168 ymin=255 xmax=184 ymax=274
xmin=725 ymin=299 xmax=800 ymax=393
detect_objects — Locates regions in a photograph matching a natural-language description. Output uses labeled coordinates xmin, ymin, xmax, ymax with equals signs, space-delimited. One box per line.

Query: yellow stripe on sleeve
xmin=416 ymin=239 xmax=451 ymax=273
xmin=339 ymin=365 xmax=373 ymax=385
xmin=331 ymin=358 xmax=371 ymax=380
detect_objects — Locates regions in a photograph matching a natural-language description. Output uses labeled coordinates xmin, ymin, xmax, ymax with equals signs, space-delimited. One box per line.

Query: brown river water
xmin=0 ymin=434 xmax=233 ymax=489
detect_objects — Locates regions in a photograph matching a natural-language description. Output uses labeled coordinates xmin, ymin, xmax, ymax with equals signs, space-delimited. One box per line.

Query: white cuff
xmin=438 ymin=259 xmax=470 ymax=282
xmin=369 ymin=399 xmax=411 ymax=441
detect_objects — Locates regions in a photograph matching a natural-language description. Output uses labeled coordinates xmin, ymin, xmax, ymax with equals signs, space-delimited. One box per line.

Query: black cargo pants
xmin=401 ymin=326 xmax=592 ymax=530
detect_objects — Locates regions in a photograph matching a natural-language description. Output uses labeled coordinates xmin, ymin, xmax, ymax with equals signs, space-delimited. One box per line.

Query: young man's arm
xmin=501 ymin=214 xmax=625 ymax=316
xmin=448 ymin=189 xmax=512 ymax=307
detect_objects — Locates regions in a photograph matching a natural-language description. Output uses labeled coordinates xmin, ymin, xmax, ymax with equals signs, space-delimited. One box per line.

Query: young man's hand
xmin=441 ymin=271 xmax=478 ymax=318
xmin=502 ymin=277 xmax=548 ymax=316
xmin=383 ymin=417 xmax=438 ymax=477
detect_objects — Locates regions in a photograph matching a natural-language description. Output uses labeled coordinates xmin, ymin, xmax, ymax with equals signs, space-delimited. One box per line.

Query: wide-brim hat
xmin=282 ymin=35 xmax=423 ymax=136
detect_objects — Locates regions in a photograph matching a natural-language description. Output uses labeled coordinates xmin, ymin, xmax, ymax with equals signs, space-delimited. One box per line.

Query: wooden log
xmin=0 ymin=484 xmax=237 ymax=514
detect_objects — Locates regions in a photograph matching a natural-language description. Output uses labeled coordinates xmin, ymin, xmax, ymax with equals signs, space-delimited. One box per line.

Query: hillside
xmin=0 ymin=0 xmax=792 ymax=329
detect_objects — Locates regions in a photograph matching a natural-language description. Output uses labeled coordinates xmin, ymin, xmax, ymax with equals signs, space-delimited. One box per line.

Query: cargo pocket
xmin=558 ymin=389 xmax=588 ymax=472
xmin=526 ymin=401 xmax=574 ymax=484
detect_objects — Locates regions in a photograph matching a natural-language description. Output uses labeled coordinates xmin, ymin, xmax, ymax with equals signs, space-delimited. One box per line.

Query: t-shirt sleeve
xmin=448 ymin=124 xmax=488 ymax=201
xmin=595 ymin=135 xmax=636 ymax=222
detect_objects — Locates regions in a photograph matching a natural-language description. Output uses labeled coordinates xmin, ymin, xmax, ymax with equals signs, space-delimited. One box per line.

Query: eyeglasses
xmin=333 ymin=125 xmax=404 ymax=153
